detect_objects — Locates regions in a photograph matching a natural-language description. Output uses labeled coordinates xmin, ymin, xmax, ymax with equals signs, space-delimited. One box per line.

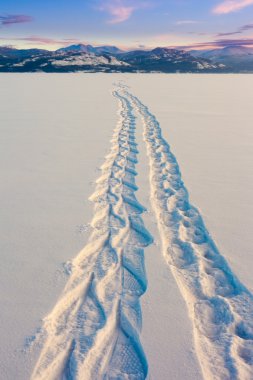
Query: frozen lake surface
xmin=0 ymin=74 xmax=252 ymax=379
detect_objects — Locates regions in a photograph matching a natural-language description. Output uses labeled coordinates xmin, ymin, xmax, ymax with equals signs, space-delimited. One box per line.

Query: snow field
xmin=32 ymin=83 xmax=253 ymax=379
xmin=0 ymin=74 xmax=253 ymax=380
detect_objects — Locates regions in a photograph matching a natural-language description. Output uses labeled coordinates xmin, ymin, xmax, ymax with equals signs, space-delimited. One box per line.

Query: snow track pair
xmin=32 ymin=86 xmax=253 ymax=380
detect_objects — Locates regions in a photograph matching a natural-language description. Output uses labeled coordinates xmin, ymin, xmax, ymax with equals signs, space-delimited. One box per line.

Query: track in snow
xmin=31 ymin=90 xmax=153 ymax=380
xmin=122 ymin=86 xmax=253 ymax=380
xmin=31 ymin=85 xmax=253 ymax=380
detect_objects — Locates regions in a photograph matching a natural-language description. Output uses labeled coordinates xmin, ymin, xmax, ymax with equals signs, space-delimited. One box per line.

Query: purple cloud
xmin=217 ymin=23 xmax=253 ymax=37
xmin=217 ymin=31 xmax=241 ymax=37
xmin=173 ymin=38 xmax=253 ymax=50
xmin=0 ymin=14 xmax=33 ymax=26
xmin=213 ymin=38 xmax=253 ymax=47
xmin=240 ymin=23 xmax=253 ymax=31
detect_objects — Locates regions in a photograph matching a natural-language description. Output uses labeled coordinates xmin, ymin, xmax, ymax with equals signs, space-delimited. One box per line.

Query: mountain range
xmin=0 ymin=43 xmax=252 ymax=73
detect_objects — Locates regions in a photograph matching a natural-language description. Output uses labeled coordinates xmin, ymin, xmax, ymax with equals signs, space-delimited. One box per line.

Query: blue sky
xmin=1 ymin=0 xmax=253 ymax=50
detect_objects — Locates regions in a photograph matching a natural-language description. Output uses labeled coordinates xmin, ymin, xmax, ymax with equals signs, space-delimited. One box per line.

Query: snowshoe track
xmin=122 ymin=87 xmax=253 ymax=380
xmin=32 ymin=91 xmax=153 ymax=380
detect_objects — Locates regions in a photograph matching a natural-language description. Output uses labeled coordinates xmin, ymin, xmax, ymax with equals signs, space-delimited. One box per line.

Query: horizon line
xmin=1 ymin=41 xmax=253 ymax=52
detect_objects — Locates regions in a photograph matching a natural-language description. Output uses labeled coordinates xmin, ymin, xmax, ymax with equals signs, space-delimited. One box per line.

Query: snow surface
xmin=0 ymin=74 xmax=252 ymax=379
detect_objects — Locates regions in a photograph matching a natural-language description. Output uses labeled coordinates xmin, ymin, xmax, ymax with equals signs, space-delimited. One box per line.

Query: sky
xmin=1 ymin=0 xmax=253 ymax=50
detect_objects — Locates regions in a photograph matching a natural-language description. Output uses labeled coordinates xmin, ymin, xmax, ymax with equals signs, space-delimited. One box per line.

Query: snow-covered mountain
xmin=57 ymin=44 xmax=96 ymax=54
xmin=57 ymin=44 xmax=123 ymax=55
xmin=190 ymin=46 xmax=253 ymax=71
xmin=0 ymin=44 xmax=234 ymax=72
xmin=0 ymin=49 xmax=129 ymax=72
xmin=191 ymin=46 xmax=253 ymax=58
xmin=118 ymin=47 xmax=225 ymax=72
xmin=94 ymin=45 xmax=123 ymax=55
xmin=50 ymin=53 xmax=129 ymax=68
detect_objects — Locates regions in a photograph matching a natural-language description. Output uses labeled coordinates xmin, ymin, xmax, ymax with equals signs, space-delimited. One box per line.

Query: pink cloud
xmin=22 ymin=36 xmax=59 ymax=44
xmin=213 ymin=0 xmax=253 ymax=14
xmin=0 ymin=14 xmax=33 ymax=26
xmin=0 ymin=35 xmax=81 ymax=46
xmin=99 ymin=0 xmax=150 ymax=24
xmin=107 ymin=5 xmax=135 ymax=24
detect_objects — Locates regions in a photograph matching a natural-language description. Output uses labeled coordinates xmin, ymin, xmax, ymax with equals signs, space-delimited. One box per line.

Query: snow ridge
xmin=121 ymin=87 xmax=253 ymax=380
xmin=31 ymin=91 xmax=153 ymax=380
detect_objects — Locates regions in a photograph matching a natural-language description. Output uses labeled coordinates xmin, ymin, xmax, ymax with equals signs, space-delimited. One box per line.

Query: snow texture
xmin=0 ymin=74 xmax=253 ymax=380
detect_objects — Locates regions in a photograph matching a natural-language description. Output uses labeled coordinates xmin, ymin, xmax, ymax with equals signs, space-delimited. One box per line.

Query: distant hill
xmin=0 ymin=46 xmax=50 ymax=58
xmin=190 ymin=46 xmax=253 ymax=71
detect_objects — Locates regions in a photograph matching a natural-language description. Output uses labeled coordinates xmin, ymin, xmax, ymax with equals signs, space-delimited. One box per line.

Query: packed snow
xmin=0 ymin=74 xmax=252 ymax=380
